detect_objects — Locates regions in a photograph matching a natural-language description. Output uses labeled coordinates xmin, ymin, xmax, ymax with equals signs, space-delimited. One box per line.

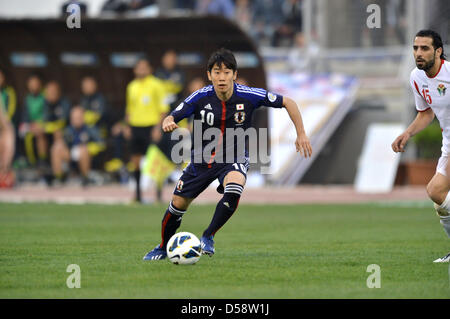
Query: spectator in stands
xmin=101 ymin=0 xmax=129 ymax=14
xmin=154 ymin=49 xmax=186 ymax=111
xmin=234 ymin=0 xmax=253 ymax=35
xmin=79 ymin=76 xmax=108 ymax=137
xmin=42 ymin=81 xmax=71 ymax=183
xmin=0 ymin=91 xmax=15 ymax=188
xmin=368 ymin=0 xmax=386 ymax=47
xmin=0 ymin=68 xmax=17 ymax=186
xmin=20 ymin=74 xmax=48 ymax=167
xmin=386 ymin=0 xmax=406 ymax=44
xmin=288 ymin=31 xmax=320 ymax=72
xmin=351 ymin=0 xmax=386 ymax=47
xmin=251 ymin=0 xmax=284 ymax=45
xmin=427 ymin=0 xmax=449 ymax=44
xmin=128 ymin=0 xmax=157 ymax=11
xmin=101 ymin=0 xmax=158 ymax=16
xmin=51 ymin=106 xmax=104 ymax=187
xmin=349 ymin=0 xmax=366 ymax=48
xmin=271 ymin=0 xmax=303 ymax=47
xmin=196 ymin=0 xmax=235 ymax=19
xmin=104 ymin=119 xmax=131 ymax=177
xmin=43 ymin=81 xmax=71 ymax=139
xmin=0 ymin=68 xmax=17 ymax=124
xmin=174 ymin=0 xmax=196 ymax=10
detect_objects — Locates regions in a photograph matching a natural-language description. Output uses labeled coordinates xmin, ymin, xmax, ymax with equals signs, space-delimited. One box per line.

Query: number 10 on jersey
xmin=200 ymin=110 xmax=214 ymax=125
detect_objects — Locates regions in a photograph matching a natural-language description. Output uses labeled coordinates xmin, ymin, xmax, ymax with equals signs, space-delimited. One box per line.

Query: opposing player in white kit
xmin=392 ymin=30 xmax=450 ymax=263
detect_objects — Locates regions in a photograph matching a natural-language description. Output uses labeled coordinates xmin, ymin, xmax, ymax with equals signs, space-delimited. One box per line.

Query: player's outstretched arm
xmin=162 ymin=115 xmax=179 ymax=133
xmin=283 ymin=96 xmax=312 ymax=158
xmin=391 ymin=108 xmax=434 ymax=153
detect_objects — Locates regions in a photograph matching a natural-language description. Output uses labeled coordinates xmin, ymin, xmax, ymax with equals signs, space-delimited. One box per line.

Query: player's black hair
xmin=135 ymin=56 xmax=151 ymax=67
xmin=81 ymin=74 xmax=97 ymax=81
xmin=415 ymin=29 xmax=447 ymax=60
xmin=207 ymin=48 xmax=237 ymax=73
xmin=27 ymin=72 xmax=44 ymax=82
xmin=163 ymin=48 xmax=178 ymax=55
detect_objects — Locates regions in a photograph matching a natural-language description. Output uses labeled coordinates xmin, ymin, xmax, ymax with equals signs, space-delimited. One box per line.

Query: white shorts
xmin=436 ymin=155 xmax=448 ymax=177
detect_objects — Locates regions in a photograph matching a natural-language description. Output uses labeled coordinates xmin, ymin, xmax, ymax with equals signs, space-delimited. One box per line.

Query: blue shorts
xmin=173 ymin=159 xmax=249 ymax=199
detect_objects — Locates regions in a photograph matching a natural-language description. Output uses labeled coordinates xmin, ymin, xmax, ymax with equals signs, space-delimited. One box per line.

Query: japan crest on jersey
xmin=235 ymin=111 xmax=245 ymax=124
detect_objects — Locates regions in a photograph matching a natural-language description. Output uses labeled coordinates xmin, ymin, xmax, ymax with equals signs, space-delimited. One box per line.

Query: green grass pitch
xmin=0 ymin=201 xmax=449 ymax=298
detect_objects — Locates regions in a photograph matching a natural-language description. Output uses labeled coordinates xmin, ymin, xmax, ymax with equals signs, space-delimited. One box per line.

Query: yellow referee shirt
xmin=126 ymin=75 xmax=169 ymax=127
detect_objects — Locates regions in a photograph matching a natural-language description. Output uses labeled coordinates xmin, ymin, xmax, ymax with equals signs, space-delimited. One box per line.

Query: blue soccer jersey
xmin=170 ymin=83 xmax=284 ymax=166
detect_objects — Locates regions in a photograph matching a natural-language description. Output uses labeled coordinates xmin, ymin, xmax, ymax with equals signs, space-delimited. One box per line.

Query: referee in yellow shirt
xmin=126 ymin=57 xmax=170 ymax=203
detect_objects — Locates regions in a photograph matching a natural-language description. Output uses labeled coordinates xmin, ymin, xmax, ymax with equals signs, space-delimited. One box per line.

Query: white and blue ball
xmin=166 ymin=232 xmax=201 ymax=265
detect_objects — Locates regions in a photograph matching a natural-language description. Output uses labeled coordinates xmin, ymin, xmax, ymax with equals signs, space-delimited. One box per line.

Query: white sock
xmin=439 ymin=191 xmax=450 ymax=212
xmin=438 ymin=192 xmax=450 ymax=238
xmin=440 ymin=216 xmax=450 ymax=238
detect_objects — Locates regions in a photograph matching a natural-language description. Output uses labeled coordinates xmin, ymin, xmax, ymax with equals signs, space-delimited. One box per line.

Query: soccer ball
xmin=166 ymin=232 xmax=202 ymax=265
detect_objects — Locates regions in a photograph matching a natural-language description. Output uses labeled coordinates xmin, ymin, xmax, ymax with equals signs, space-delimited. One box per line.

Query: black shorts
xmin=130 ymin=125 xmax=154 ymax=155
xmin=173 ymin=158 xmax=249 ymax=199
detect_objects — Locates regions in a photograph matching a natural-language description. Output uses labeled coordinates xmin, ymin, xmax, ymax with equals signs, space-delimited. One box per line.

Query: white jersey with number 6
xmin=410 ymin=59 xmax=450 ymax=156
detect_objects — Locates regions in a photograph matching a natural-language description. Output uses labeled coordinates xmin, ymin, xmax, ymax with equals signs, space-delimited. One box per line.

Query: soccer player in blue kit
xmin=143 ymin=48 xmax=312 ymax=260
